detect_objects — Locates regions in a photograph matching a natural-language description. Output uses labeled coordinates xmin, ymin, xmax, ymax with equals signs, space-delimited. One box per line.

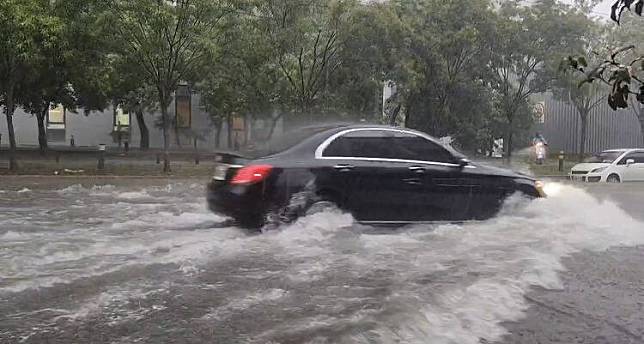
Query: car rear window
xmin=243 ymin=125 xmax=342 ymax=158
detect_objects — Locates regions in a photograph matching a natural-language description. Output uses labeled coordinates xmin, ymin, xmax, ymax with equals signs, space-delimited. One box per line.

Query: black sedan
xmin=207 ymin=124 xmax=545 ymax=229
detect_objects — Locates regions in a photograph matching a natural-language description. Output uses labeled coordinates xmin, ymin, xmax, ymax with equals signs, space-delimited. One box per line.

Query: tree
xmin=199 ymin=6 xmax=285 ymax=149
xmin=554 ymin=72 xmax=606 ymax=160
xmin=254 ymin=0 xmax=354 ymax=116
xmin=551 ymin=23 xmax=607 ymax=160
xmin=0 ymin=0 xmax=62 ymax=170
xmin=565 ymin=14 xmax=644 ymax=143
xmin=488 ymin=0 xmax=590 ymax=158
xmin=16 ymin=1 xmax=70 ymax=154
xmin=341 ymin=2 xmax=405 ymax=123
xmin=106 ymin=0 xmax=230 ymax=172
xmin=387 ymin=0 xmax=498 ymax=150
xmin=103 ymin=56 xmax=159 ymax=150
xmin=565 ymin=1 xmax=644 ymax=116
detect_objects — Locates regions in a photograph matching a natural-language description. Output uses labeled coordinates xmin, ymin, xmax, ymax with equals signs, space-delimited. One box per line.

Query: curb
xmin=0 ymin=175 xmax=210 ymax=179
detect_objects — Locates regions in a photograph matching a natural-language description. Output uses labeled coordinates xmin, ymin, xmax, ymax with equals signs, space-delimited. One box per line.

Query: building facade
xmin=0 ymin=86 xmax=283 ymax=152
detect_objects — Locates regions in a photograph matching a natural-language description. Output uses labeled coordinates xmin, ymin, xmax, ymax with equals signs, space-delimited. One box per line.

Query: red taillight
xmin=230 ymin=165 xmax=273 ymax=185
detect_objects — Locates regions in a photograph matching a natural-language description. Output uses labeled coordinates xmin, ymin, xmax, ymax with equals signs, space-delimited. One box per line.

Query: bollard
xmin=558 ymin=151 xmax=565 ymax=172
xmin=194 ymin=138 xmax=199 ymax=165
xmin=98 ymin=144 xmax=106 ymax=170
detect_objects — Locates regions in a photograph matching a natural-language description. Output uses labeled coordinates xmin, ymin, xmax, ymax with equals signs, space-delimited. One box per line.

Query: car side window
xmin=322 ymin=129 xmax=454 ymax=163
xmin=389 ymin=132 xmax=455 ymax=163
xmin=633 ymin=152 xmax=644 ymax=163
xmin=619 ymin=152 xmax=644 ymax=164
xmin=323 ymin=130 xmax=398 ymax=158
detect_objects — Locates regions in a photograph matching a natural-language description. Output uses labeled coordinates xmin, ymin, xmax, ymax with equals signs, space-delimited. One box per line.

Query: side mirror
xmin=458 ymin=158 xmax=471 ymax=168
xmin=626 ymin=159 xmax=635 ymax=166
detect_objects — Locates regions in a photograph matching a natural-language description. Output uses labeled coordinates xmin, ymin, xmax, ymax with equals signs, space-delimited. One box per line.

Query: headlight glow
xmin=542 ymin=182 xmax=562 ymax=197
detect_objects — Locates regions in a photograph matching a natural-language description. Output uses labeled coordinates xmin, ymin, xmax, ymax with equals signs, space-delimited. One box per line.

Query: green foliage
xmin=611 ymin=0 xmax=644 ymax=23
xmin=566 ymin=46 xmax=644 ymax=111
xmin=2 ymin=0 xmax=617 ymax=157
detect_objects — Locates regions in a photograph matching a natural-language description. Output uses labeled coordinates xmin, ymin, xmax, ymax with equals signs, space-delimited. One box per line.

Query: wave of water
xmin=1 ymin=181 xmax=643 ymax=344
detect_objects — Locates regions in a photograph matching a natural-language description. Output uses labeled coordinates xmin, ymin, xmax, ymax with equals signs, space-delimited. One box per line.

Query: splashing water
xmin=0 ymin=180 xmax=643 ymax=344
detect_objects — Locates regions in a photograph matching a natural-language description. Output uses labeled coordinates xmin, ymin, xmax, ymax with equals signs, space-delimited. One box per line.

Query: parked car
xmin=207 ymin=124 xmax=546 ymax=229
xmin=569 ymin=149 xmax=644 ymax=183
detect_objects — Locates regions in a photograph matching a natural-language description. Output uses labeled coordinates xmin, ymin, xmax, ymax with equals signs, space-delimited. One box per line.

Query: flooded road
xmin=1 ymin=177 xmax=644 ymax=344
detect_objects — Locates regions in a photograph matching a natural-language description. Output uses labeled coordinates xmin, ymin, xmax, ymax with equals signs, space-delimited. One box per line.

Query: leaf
xmin=611 ymin=1 xmax=620 ymax=22
xmin=578 ymin=56 xmax=588 ymax=68
xmin=608 ymin=94 xmax=618 ymax=110
xmin=637 ymin=0 xmax=644 ymax=16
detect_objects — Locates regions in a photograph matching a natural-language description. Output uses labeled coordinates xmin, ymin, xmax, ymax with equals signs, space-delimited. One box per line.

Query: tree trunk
xmin=36 ymin=107 xmax=48 ymax=155
xmin=214 ymin=121 xmax=222 ymax=149
xmin=174 ymin=119 xmax=182 ymax=147
xmin=266 ymin=113 xmax=283 ymax=141
xmin=159 ymin=93 xmax=171 ymax=173
xmin=579 ymin=113 xmax=589 ymax=162
xmin=4 ymin=87 xmax=17 ymax=171
xmin=504 ymin=129 xmax=513 ymax=161
xmin=135 ymin=108 xmax=149 ymax=150
xmin=388 ymin=103 xmax=402 ymax=126
xmin=226 ymin=114 xmax=233 ymax=149
xmin=638 ymin=104 xmax=644 ymax=146
xmin=404 ymin=100 xmax=411 ymax=128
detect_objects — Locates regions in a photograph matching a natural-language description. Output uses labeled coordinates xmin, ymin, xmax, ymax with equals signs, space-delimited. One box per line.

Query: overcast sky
xmin=593 ymin=0 xmax=614 ymax=18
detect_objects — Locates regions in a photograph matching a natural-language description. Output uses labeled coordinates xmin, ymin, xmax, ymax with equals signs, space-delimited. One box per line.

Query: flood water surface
xmin=1 ymin=179 xmax=643 ymax=344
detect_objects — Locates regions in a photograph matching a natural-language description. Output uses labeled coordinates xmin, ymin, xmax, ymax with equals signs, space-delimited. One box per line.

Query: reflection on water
xmin=1 ymin=181 xmax=643 ymax=344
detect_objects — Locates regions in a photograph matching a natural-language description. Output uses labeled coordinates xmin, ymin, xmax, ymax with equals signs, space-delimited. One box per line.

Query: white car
xmin=570 ymin=149 xmax=644 ymax=183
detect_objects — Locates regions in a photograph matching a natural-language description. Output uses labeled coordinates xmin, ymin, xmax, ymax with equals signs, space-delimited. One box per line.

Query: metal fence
xmin=538 ymin=95 xmax=643 ymax=154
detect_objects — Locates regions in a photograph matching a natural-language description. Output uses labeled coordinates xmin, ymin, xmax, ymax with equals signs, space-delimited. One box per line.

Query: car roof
xmin=273 ymin=123 xmax=464 ymax=159
xmin=602 ymin=148 xmax=644 ymax=153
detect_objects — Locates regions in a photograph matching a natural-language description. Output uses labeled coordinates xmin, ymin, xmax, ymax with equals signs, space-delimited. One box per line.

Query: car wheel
xmin=237 ymin=214 xmax=264 ymax=230
xmin=305 ymin=200 xmax=338 ymax=216
xmin=606 ymin=174 xmax=621 ymax=183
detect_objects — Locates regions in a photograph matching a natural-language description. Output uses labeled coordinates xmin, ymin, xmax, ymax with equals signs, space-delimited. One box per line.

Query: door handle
xmin=333 ymin=164 xmax=354 ymax=171
xmin=408 ymin=166 xmax=426 ymax=173
xmin=403 ymin=178 xmax=422 ymax=185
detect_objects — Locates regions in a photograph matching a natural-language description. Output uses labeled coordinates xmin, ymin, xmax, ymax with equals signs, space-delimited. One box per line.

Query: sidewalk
xmin=0 ymin=146 xmax=221 ymax=176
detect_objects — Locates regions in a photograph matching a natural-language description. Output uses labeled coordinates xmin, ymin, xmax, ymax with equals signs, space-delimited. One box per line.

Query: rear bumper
xmin=206 ymin=180 xmax=266 ymax=224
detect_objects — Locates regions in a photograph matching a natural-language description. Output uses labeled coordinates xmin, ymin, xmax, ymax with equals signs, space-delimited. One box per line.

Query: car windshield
xmin=584 ymin=151 xmax=623 ymax=163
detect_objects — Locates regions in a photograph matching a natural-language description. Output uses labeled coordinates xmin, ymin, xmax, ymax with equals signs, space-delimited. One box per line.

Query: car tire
xmin=237 ymin=214 xmax=264 ymax=230
xmin=304 ymin=200 xmax=338 ymax=216
xmin=606 ymin=174 xmax=621 ymax=183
